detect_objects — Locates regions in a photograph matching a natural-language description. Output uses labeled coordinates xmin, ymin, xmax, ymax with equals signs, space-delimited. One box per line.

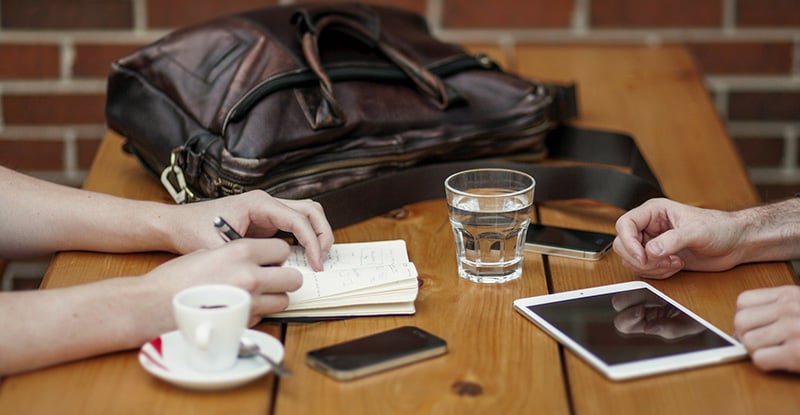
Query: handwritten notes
xmin=285 ymin=239 xmax=410 ymax=271
xmin=266 ymin=240 xmax=419 ymax=318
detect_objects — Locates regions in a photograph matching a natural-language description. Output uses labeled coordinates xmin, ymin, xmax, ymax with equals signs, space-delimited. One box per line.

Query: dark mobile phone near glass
xmin=306 ymin=326 xmax=447 ymax=381
xmin=524 ymin=224 xmax=615 ymax=261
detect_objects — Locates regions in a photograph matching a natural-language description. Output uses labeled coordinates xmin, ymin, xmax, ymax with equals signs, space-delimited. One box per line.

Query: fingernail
xmin=650 ymin=241 xmax=664 ymax=255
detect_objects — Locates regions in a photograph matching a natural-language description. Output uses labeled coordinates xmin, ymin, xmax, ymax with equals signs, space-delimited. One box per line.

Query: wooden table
xmin=1 ymin=45 xmax=798 ymax=415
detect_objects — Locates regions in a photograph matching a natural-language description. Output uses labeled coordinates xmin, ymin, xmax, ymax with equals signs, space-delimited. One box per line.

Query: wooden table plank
xmin=514 ymin=45 xmax=800 ymax=415
xmin=514 ymin=45 xmax=758 ymax=210
xmin=275 ymin=201 xmax=569 ymax=415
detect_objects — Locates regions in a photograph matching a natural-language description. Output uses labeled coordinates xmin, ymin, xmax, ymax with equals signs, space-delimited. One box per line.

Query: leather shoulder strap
xmin=315 ymin=126 xmax=663 ymax=229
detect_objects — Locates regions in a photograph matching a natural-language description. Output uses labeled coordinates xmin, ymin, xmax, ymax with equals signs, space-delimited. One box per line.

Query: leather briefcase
xmin=105 ymin=3 xmax=662 ymax=228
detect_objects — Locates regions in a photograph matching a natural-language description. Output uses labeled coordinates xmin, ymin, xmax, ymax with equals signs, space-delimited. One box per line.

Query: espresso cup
xmin=172 ymin=284 xmax=251 ymax=372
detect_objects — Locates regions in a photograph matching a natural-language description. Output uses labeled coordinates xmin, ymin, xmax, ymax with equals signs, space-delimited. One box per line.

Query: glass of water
xmin=445 ymin=169 xmax=535 ymax=283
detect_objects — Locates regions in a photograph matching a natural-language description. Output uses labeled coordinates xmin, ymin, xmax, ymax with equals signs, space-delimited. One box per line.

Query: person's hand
xmin=167 ymin=190 xmax=334 ymax=271
xmin=613 ymin=198 xmax=745 ymax=279
xmin=142 ymin=238 xmax=302 ymax=327
xmin=734 ymin=285 xmax=800 ymax=373
xmin=611 ymin=289 xmax=705 ymax=340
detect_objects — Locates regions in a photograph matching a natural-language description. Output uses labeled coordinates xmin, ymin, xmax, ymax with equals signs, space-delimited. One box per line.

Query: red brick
xmin=733 ymin=137 xmax=784 ymax=167
xmin=686 ymin=42 xmax=792 ymax=75
xmin=0 ymin=44 xmax=60 ymax=79
xmin=3 ymin=94 xmax=107 ymax=125
xmin=738 ymin=0 xmax=800 ymax=27
xmin=592 ymin=0 xmax=722 ymax=27
xmin=78 ymin=138 xmax=103 ymax=168
xmin=728 ymin=92 xmax=800 ymax=121
xmin=442 ymin=0 xmax=573 ymax=29
xmin=73 ymin=44 xmax=148 ymax=78
xmin=147 ymin=0 xmax=278 ymax=28
xmin=1 ymin=0 xmax=133 ymax=29
xmin=147 ymin=0 xmax=426 ymax=29
xmin=0 ymin=140 xmax=64 ymax=170
xmin=294 ymin=0 xmax=427 ymax=15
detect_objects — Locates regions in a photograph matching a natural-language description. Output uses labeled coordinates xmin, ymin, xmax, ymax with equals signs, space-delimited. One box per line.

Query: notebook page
xmin=285 ymin=240 xmax=409 ymax=273
xmin=288 ymin=262 xmax=418 ymax=303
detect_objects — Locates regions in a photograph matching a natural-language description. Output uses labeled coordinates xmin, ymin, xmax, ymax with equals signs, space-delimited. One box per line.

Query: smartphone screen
xmin=524 ymin=224 xmax=615 ymax=260
xmin=306 ymin=326 xmax=447 ymax=381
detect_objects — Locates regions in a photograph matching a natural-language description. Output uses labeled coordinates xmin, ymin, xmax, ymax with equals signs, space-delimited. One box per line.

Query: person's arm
xmin=0 ymin=166 xmax=336 ymax=375
xmin=0 ymin=166 xmax=333 ymax=270
xmin=613 ymin=197 xmax=800 ymax=279
xmin=733 ymin=198 xmax=800 ymax=264
xmin=0 ymin=239 xmax=301 ymax=376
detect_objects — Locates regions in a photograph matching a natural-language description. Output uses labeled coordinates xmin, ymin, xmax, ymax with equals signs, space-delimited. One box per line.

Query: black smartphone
xmin=306 ymin=326 xmax=447 ymax=381
xmin=524 ymin=224 xmax=615 ymax=261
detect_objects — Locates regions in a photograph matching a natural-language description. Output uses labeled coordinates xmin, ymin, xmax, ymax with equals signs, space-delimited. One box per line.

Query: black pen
xmin=215 ymin=216 xmax=298 ymax=245
xmin=214 ymin=216 xmax=242 ymax=242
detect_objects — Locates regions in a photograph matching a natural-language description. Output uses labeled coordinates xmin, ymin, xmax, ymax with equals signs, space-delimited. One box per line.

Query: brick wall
xmin=1 ymin=0 xmax=799 ymax=200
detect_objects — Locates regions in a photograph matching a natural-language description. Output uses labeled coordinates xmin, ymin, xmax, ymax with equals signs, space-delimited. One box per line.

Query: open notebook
xmin=264 ymin=240 xmax=419 ymax=319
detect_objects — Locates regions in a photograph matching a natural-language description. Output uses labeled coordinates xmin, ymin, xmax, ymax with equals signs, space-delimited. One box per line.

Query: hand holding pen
xmin=214 ymin=216 xmax=330 ymax=272
xmin=208 ymin=192 xmax=333 ymax=271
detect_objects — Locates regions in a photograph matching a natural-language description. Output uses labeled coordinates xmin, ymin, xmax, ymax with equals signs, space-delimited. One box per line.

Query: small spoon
xmin=238 ymin=337 xmax=292 ymax=377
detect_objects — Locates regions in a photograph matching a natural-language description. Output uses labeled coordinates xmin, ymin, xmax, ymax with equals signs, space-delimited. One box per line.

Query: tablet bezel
xmin=513 ymin=281 xmax=748 ymax=381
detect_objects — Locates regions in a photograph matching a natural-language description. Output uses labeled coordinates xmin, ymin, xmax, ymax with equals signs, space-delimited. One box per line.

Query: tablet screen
xmin=525 ymin=287 xmax=733 ymax=365
xmin=514 ymin=281 xmax=747 ymax=380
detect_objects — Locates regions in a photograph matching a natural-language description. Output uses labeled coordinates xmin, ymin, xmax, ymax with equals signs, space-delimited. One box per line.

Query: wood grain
xmin=1 ymin=45 xmax=796 ymax=415
xmin=276 ymin=201 xmax=569 ymax=415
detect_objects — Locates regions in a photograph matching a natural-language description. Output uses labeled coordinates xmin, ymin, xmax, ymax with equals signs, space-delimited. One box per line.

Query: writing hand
xmin=169 ymin=190 xmax=334 ymax=272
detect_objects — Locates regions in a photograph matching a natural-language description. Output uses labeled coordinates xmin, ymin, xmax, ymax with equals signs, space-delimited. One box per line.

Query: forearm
xmin=735 ymin=197 xmax=800 ymax=264
xmin=0 ymin=238 xmax=302 ymax=376
xmin=0 ymin=276 xmax=173 ymax=376
xmin=0 ymin=166 xmax=177 ymax=258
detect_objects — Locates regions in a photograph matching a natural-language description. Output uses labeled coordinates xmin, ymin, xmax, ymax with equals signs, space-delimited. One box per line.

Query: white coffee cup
xmin=172 ymin=284 xmax=252 ymax=372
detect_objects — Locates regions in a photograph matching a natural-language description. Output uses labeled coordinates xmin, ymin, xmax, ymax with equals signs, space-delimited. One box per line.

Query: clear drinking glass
xmin=445 ymin=169 xmax=535 ymax=283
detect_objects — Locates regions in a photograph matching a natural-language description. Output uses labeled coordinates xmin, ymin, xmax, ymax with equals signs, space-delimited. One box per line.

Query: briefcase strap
xmin=315 ymin=126 xmax=663 ymax=229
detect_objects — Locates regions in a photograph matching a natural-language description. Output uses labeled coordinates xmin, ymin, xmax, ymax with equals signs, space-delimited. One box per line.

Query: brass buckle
xmin=160 ymin=148 xmax=195 ymax=204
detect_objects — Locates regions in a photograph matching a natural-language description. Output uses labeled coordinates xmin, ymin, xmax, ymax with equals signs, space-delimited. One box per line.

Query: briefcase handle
xmin=292 ymin=7 xmax=461 ymax=126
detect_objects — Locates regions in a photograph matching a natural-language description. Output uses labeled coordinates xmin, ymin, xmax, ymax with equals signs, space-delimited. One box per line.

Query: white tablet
xmin=513 ymin=281 xmax=747 ymax=381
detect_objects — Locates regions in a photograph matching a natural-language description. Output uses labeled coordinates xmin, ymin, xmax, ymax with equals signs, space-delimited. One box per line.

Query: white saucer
xmin=138 ymin=328 xmax=285 ymax=391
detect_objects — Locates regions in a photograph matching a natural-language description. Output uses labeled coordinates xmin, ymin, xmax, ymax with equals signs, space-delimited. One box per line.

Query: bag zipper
xmin=204 ymin=115 xmax=550 ymax=197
